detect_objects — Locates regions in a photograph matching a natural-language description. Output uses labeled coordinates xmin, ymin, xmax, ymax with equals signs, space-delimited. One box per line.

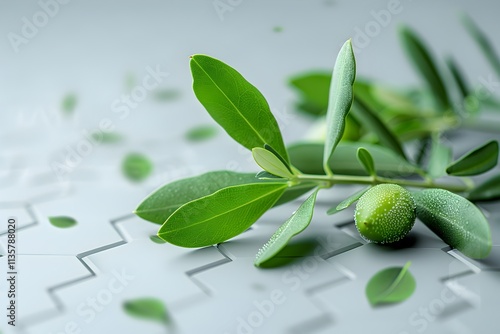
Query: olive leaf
xmin=327 ymin=187 xmax=370 ymax=215
xmin=427 ymin=136 xmax=452 ymax=179
xmin=123 ymin=298 xmax=170 ymax=325
xmin=264 ymin=144 xmax=294 ymax=173
xmin=49 ymin=216 xmax=77 ymax=229
xmin=252 ymin=147 xmax=294 ymax=179
xmin=158 ymin=183 xmax=288 ymax=247
xmin=190 ymin=55 xmax=289 ymax=163
xmin=446 ymin=140 xmax=499 ymax=176
xmin=445 ymin=56 xmax=471 ymax=100
xmin=366 ymin=261 xmax=416 ymax=306
xmin=289 ymin=72 xmax=330 ymax=116
xmin=289 ymin=142 xmax=422 ymax=177
xmin=350 ymin=97 xmax=407 ymax=159
xmin=468 ymin=174 xmax=500 ymax=202
xmin=122 ymin=153 xmax=153 ymax=182
xmin=323 ymin=39 xmax=356 ymax=174
xmin=462 ymin=13 xmax=500 ymax=78
xmin=357 ymin=147 xmax=376 ymax=176
xmin=135 ymin=171 xmax=263 ymax=224
xmin=413 ymin=189 xmax=492 ymax=259
xmin=399 ymin=26 xmax=451 ymax=110
xmin=255 ymin=189 xmax=318 ymax=266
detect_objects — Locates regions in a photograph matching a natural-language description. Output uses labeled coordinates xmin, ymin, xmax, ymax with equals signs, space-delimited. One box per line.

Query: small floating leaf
xmin=446 ymin=140 xmax=498 ymax=176
xmin=413 ymin=189 xmax=492 ymax=259
xmin=122 ymin=153 xmax=153 ymax=182
xmin=91 ymin=131 xmax=123 ymax=143
xmin=61 ymin=93 xmax=77 ymax=115
xmin=123 ymin=298 xmax=170 ymax=325
xmin=366 ymin=261 xmax=416 ymax=306
xmin=49 ymin=216 xmax=77 ymax=229
xmin=185 ymin=125 xmax=218 ymax=142
xmin=153 ymin=89 xmax=180 ymax=101
xmin=255 ymin=190 xmax=318 ymax=266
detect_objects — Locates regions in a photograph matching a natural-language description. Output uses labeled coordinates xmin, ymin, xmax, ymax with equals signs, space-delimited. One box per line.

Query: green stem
xmin=295 ymin=173 xmax=472 ymax=193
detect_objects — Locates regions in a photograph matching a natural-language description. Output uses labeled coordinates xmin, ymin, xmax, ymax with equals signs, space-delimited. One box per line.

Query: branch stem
xmin=295 ymin=173 xmax=472 ymax=193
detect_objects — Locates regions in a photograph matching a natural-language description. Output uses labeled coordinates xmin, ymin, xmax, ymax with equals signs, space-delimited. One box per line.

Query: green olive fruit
xmin=354 ymin=184 xmax=416 ymax=244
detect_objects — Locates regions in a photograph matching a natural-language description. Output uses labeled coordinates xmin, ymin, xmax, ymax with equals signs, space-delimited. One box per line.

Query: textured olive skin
xmin=355 ymin=184 xmax=416 ymax=243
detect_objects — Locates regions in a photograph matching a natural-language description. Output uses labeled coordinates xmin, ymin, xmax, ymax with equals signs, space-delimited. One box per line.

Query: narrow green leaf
xmin=123 ymin=298 xmax=170 ymax=324
xmin=135 ymin=171 xmax=263 ymax=224
xmin=462 ymin=13 xmax=500 ymax=78
xmin=185 ymin=125 xmax=218 ymax=142
xmin=252 ymin=148 xmax=294 ymax=179
xmin=445 ymin=57 xmax=470 ymax=99
xmin=323 ymin=40 xmax=356 ymax=173
xmin=357 ymin=147 xmax=375 ymax=176
xmin=49 ymin=216 xmax=77 ymax=229
xmin=399 ymin=26 xmax=450 ymax=110
xmin=122 ymin=153 xmax=153 ymax=182
xmin=255 ymin=190 xmax=318 ymax=266
xmin=61 ymin=93 xmax=77 ymax=115
xmin=190 ymin=55 xmax=289 ymax=163
xmin=289 ymin=142 xmax=422 ymax=177
xmin=149 ymin=235 xmax=166 ymax=244
xmin=289 ymin=72 xmax=330 ymax=116
xmin=427 ymin=137 xmax=452 ymax=179
xmin=264 ymin=144 xmax=293 ymax=174
xmin=327 ymin=187 xmax=370 ymax=215
xmin=368 ymin=84 xmax=420 ymax=113
xmin=366 ymin=261 xmax=416 ymax=306
xmin=256 ymin=171 xmax=282 ymax=180
xmin=413 ymin=189 xmax=492 ymax=258
xmin=446 ymin=140 xmax=499 ymax=176
xmin=158 ymin=183 xmax=288 ymax=247
xmin=351 ymin=97 xmax=407 ymax=159
xmin=468 ymin=174 xmax=500 ymax=202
